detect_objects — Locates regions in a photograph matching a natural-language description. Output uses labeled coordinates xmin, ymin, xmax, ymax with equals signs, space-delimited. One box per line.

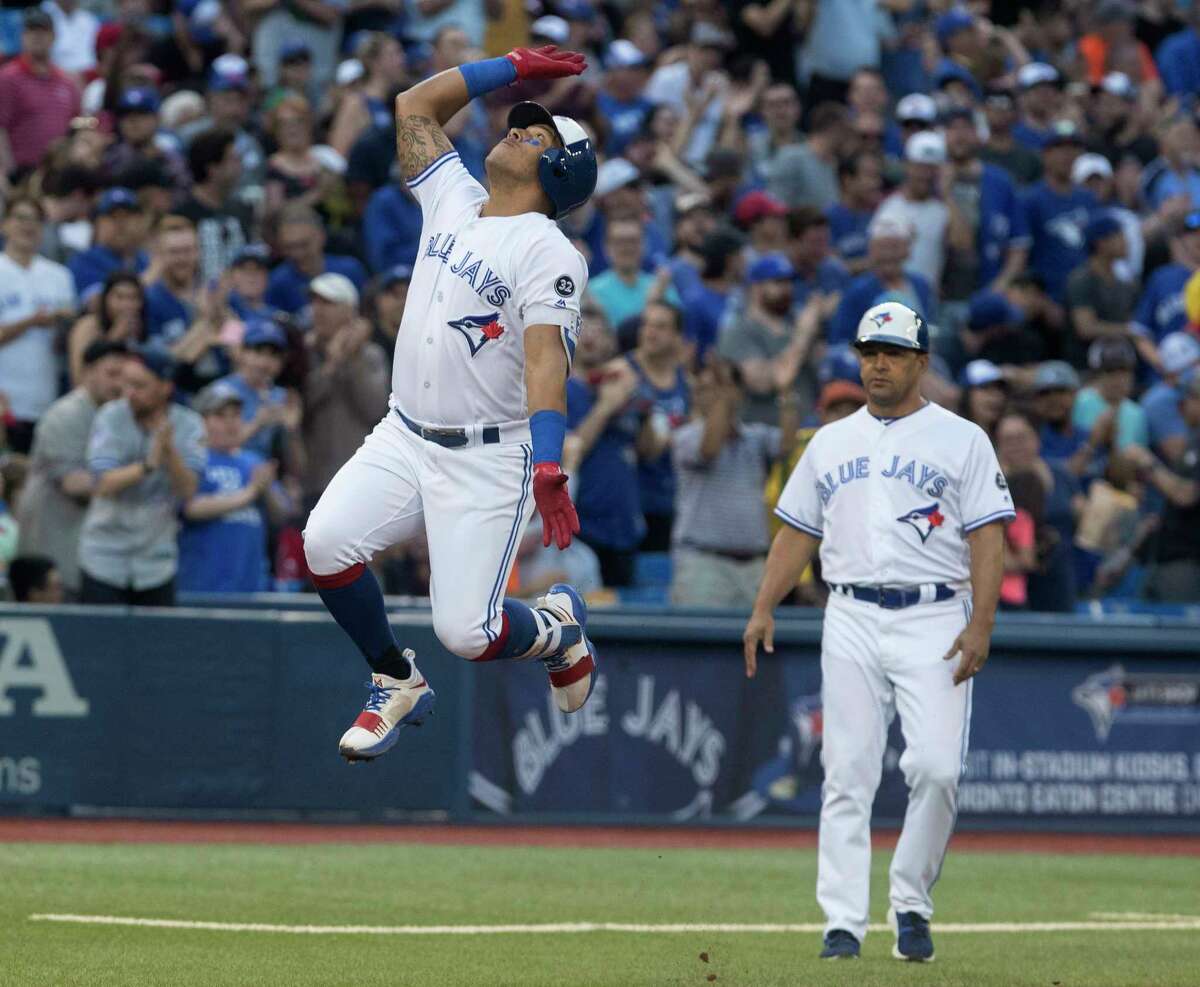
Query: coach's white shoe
xmin=536 ymin=583 xmax=598 ymax=714
xmin=338 ymin=653 xmax=436 ymax=763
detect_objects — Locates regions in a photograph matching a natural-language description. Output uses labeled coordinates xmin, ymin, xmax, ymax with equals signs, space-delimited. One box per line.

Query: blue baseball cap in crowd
xmin=242 ymin=318 xmax=288 ymax=349
xmin=95 ymin=187 xmax=141 ymax=215
xmin=1085 ymin=213 xmax=1124 ymax=252
xmin=961 ymin=359 xmax=1006 ymax=389
xmin=1159 ymin=331 xmax=1200 ymax=375
xmin=1182 ymin=210 xmax=1200 ymax=233
xmin=968 ymin=290 xmax=1023 ymax=331
xmin=557 ymin=0 xmax=595 ymax=22
xmin=380 ymin=263 xmax=413 ymax=287
xmin=280 ymin=40 xmax=313 ymax=64
xmin=1033 ymin=360 xmax=1082 ymax=392
xmin=194 ymin=380 xmax=245 ymax=415
xmin=819 ymin=344 xmax=861 ymax=385
xmin=747 ymin=252 xmax=795 ymax=284
xmin=935 ymin=7 xmax=975 ymax=49
xmin=232 ymin=243 xmax=271 ymax=267
xmin=130 ymin=345 xmax=176 ymax=382
xmin=117 ymin=87 xmax=161 ymax=115
xmin=180 ymin=0 xmax=221 ymax=44
xmin=932 ymin=60 xmax=980 ymax=96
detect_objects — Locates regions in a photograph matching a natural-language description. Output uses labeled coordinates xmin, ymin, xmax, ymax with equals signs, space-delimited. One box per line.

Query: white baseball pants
xmin=816 ymin=591 xmax=973 ymax=941
xmin=303 ymin=411 xmax=535 ymax=659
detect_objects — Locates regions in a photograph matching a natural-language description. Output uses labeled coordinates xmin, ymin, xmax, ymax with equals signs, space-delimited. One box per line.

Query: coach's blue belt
xmin=831 ymin=583 xmax=956 ymax=609
xmin=395 ymin=408 xmax=501 ymax=448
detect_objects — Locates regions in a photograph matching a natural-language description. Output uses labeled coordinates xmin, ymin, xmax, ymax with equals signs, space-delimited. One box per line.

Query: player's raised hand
xmin=942 ymin=622 xmax=991 ymax=685
xmin=532 ymin=462 xmax=581 ymax=550
xmin=742 ymin=608 xmax=775 ymax=679
xmin=506 ymin=45 xmax=587 ymax=81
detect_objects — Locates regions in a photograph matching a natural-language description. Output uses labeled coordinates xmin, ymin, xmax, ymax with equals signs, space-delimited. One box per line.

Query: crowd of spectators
xmin=1 ymin=0 xmax=1200 ymax=610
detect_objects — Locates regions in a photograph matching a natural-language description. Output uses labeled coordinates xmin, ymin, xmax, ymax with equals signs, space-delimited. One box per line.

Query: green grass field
xmin=3 ymin=840 xmax=1198 ymax=987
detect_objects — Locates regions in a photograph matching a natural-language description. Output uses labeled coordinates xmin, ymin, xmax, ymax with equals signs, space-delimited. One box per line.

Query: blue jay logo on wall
xmin=1072 ymin=664 xmax=1200 ymax=742
xmin=897 ymin=503 xmax=945 ymax=543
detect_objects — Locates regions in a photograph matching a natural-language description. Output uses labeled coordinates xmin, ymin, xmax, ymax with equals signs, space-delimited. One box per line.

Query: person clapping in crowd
xmin=78 ymin=348 xmax=204 ymax=606
xmin=177 ymin=381 xmax=286 ymax=594
xmin=17 ymin=340 xmax=126 ymax=598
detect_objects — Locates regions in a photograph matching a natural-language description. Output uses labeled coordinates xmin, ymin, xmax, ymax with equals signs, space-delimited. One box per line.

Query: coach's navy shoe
xmin=889 ymin=907 xmax=935 ymax=962
xmin=537 ymin=583 xmax=597 ymax=713
xmin=338 ymin=650 xmax=436 ymax=763
xmin=819 ymin=929 xmax=860 ymax=959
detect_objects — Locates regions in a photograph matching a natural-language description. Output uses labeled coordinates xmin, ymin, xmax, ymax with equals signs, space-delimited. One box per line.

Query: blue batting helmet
xmin=506 ymin=101 xmax=597 ymax=219
xmin=853 ymin=301 xmax=929 ymax=352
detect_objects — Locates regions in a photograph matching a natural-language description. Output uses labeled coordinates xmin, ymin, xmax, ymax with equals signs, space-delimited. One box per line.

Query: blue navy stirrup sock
xmin=477 ymin=598 xmax=581 ymax=662
xmin=311 ymin=562 xmax=412 ymax=679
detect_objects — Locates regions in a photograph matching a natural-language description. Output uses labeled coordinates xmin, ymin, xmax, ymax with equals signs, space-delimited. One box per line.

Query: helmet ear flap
xmin=545 ymin=147 xmax=569 ymax=179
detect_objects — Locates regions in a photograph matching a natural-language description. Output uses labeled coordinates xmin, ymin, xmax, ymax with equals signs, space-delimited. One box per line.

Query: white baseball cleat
xmin=536 ymin=583 xmax=598 ymax=713
xmin=338 ymin=651 xmax=436 ymax=763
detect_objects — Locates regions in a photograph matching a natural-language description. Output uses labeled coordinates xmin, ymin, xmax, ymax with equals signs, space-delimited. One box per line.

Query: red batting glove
xmin=506 ymin=45 xmax=587 ymax=82
xmin=532 ymin=462 xmax=580 ymax=550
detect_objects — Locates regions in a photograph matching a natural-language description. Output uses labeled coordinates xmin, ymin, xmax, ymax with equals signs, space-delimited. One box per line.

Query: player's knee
xmin=302 ymin=510 xmax=352 ymax=576
xmin=431 ymin=614 xmax=488 ymax=660
xmin=906 ymin=753 xmax=962 ymax=792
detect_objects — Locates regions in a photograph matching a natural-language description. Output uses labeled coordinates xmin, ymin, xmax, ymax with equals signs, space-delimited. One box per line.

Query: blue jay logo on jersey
xmin=449 ymin=312 xmax=506 ymax=356
xmin=897 ymin=502 xmax=945 ymax=543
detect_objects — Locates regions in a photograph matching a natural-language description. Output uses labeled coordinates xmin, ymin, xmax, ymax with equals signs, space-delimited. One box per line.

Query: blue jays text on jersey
xmin=815 ymin=454 xmax=949 ymax=506
xmin=425 ymin=233 xmax=513 ymax=307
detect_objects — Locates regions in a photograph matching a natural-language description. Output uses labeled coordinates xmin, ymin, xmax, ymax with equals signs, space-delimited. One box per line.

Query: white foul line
xmin=26 ymin=915 xmax=1200 ymax=936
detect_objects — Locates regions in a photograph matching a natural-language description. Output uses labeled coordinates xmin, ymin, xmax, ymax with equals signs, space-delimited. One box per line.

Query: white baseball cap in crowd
xmin=309 ymin=272 xmax=360 ymax=308
xmin=1099 ymin=71 xmax=1136 ymax=100
xmin=1018 ymin=61 xmax=1061 ymax=90
xmin=896 ymin=92 xmax=938 ymax=124
xmin=594 ymin=157 xmax=640 ymax=197
xmin=530 ymin=15 xmax=570 ymax=45
xmin=336 ymin=59 xmax=364 ymax=86
xmin=606 ymin=39 xmax=649 ymax=70
xmin=868 ymin=212 xmax=915 ymax=242
xmin=905 ymin=130 xmax=947 ymax=165
xmin=1159 ymin=331 xmax=1200 ymax=375
xmin=1072 ymin=153 xmax=1114 ymax=185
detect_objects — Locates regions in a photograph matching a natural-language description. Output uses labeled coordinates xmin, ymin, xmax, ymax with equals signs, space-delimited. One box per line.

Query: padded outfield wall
xmin=0 ymin=603 xmax=1198 ymax=832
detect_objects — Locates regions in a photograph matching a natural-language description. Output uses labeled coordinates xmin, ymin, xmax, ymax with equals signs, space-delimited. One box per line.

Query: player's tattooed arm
xmin=394 ymin=112 xmax=455 ymax=182
xmin=393 ymin=68 xmax=472 ymax=181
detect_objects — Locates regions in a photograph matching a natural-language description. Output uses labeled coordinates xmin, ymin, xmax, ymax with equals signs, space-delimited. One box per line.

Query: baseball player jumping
xmin=743 ymin=302 xmax=1013 ymax=962
xmin=302 ymin=45 xmax=599 ymax=761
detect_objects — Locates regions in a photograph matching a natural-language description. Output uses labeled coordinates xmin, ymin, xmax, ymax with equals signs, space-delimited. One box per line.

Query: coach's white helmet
xmin=853 ymin=302 xmax=929 ymax=353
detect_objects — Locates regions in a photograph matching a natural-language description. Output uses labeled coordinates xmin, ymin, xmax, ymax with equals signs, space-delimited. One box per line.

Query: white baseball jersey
xmin=395 ymin=149 xmax=589 ymax=427
xmin=775 ymin=402 xmax=1014 ymax=587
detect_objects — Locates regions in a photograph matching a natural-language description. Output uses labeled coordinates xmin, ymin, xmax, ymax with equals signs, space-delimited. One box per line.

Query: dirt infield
xmin=1 ymin=818 xmax=1197 ymax=855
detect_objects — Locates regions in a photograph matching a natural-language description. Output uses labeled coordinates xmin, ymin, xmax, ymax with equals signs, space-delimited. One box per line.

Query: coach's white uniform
xmin=304 ymin=149 xmax=589 ymax=658
xmin=775 ymin=401 xmax=1014 ymax=941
